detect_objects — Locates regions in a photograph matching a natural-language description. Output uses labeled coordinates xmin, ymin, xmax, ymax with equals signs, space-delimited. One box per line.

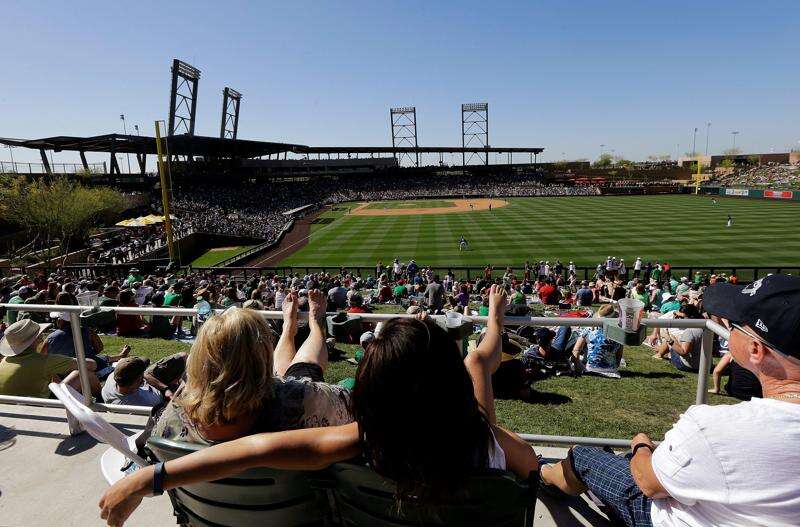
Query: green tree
xmin=594 ymin=153 xmax=614 ymax=167
xmin=0 ymin=176 xmax=123 ymax=263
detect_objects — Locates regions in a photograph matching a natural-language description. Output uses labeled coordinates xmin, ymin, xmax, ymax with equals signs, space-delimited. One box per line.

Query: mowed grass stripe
xmin=279 ymin=196 xmax=800 ymax=267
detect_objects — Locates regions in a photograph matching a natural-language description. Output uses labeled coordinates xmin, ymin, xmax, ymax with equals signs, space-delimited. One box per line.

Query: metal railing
xmin=0 ymin=303 xmax=730 ymax=447
xmin=0 ymin=160 xmax=106 ymax=174
xmin=185 ymin=264 xmax=800 ymax=283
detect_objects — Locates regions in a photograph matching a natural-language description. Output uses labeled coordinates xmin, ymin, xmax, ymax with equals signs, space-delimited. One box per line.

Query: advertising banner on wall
xmin=764 ymin=189 xmax=794 ymax=199
xmin=724 ymin=188 xmax=750 ymax=197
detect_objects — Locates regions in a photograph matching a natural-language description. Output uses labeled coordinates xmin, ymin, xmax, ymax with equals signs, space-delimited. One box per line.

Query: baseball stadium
xmin=2 ymin=5 xmax=800 ymax=526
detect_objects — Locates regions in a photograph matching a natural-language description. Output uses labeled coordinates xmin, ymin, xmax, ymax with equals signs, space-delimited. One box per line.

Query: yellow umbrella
xmin=115 ymin=214 xmax=175 ymax=227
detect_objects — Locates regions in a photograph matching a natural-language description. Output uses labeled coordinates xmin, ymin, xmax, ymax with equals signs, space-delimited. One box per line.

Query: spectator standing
xmin=424 ymin=275 xmax=445 ymax=313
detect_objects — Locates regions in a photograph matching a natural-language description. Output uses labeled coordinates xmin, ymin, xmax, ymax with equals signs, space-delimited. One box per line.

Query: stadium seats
xmin=331 ymin=461 xmax=540 ymax=527
xmin=147 ymin=437 xmax=540 ymax=527
xmin=147 ymin=436 xmax=333 ymax=526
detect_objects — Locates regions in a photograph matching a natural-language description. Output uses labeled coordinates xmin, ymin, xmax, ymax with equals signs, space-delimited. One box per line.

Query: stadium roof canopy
xmin=0 ymin=134 xmax=544 ymax=157
xmin=0 ymin=134 xmax=305 ymax=158
xmin=292 ymin=146 xmax=544 ymax=155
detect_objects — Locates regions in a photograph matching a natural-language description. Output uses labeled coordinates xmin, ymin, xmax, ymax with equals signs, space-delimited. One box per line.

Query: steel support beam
xmin=39 ymin=149 xmax=52 ymax=174
xmin=136 ymin=153 xmax=146 ymax=174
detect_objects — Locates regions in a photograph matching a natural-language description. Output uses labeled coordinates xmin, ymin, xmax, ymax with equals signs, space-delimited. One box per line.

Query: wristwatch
xmin=632 ymin=443 xmax=654 ymax=456
xmin=152 ymin=461 xmax=167 ymax=496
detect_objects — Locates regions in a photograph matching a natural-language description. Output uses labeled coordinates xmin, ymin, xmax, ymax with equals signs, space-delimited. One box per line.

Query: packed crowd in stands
xmin=709 ymin=163 xmax=800 ymax=188
xmin=87 ymin=226 xmax=173 ymax=265
xmin=167 ymin=176 xmax=599 ymax=241
xmin=1 ymin=258 xmax=799 ymax=526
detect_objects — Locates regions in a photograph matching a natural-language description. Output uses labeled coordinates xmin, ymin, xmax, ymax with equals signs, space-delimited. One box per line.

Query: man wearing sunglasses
xmin=541 ymin=274 xmax=800 ymax=526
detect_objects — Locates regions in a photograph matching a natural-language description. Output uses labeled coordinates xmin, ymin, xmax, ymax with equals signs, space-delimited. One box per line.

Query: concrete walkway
xmin=0 ymin=403 xmax=611 ymax=526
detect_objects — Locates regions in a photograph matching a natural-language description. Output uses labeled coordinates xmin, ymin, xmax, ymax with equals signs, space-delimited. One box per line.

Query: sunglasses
xmin=731 ymin=323 xmax=798 ymax=363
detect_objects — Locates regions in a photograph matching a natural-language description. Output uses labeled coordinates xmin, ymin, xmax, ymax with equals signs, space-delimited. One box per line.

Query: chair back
xmin=146 ymin=436 xmax=332 ymax=527
xmin=49 ymin=382 xmax=147 ymax=467
xmin=331 ymin=462 xmax=539 ymax=527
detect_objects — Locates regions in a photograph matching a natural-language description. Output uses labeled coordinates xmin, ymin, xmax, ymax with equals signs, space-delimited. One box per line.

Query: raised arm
xmin=465 ymin=284 xmax=506 ymax=424
xmin=99 ymin=423 xmax=360 ymax=527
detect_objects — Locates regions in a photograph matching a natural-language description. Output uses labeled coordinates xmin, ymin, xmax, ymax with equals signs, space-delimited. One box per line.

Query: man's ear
xmin=748 ymin=339 xmax=768 ymax=366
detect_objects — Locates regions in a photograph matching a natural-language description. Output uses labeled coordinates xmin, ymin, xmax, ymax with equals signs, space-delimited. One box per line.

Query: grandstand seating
xmin=147 ymin=436 xmax=333 ymax=526
xmin=147 ymin=437 xmax=540 ymax=527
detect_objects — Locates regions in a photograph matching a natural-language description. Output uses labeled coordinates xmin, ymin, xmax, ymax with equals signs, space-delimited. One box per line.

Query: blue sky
xmin=1 ymin=0 xmax=798 ymax=164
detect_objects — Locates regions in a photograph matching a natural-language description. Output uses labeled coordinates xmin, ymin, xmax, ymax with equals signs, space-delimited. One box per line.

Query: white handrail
xmin=0 ymin=303 xmax=728 ymax=445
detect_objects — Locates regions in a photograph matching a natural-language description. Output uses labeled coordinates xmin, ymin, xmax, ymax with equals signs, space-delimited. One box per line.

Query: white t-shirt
xmin=650 ymin=398 xmax=800 ymax=527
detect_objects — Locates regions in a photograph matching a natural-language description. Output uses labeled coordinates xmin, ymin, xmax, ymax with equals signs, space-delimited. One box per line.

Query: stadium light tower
xmin=692 ymin=127 xmax=698 ymax=157
xmin=220 ymin=87 xmax=242 ymax=139
xmin=731 ymin=131 xmax=739 ymax=150
xmin=461 ymin=103 xmax=489 ymax=166
xmin=390 ymin=107 xmax=419 ymax=167
xmin=120 ymin=114 xmax=131 ymax=173
xmin=168 ymin=59 xmax=201 ymax=136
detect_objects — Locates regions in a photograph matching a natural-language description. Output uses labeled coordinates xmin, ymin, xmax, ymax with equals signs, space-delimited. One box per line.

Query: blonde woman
xmin=151 ymin=290 xmax=351 ymax=445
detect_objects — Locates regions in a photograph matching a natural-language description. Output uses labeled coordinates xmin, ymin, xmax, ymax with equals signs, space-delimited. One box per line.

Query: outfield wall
xmin=700 ymin=186 xmax=800 ymax=201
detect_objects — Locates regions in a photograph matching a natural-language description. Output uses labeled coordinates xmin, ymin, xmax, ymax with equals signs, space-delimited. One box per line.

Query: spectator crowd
xmin=1 ymin=258 xmax=798 ymax=526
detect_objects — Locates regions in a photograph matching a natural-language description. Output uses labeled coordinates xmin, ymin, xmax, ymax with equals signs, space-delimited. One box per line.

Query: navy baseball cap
xmin=704 ymin=274 xmax=800 ymax=360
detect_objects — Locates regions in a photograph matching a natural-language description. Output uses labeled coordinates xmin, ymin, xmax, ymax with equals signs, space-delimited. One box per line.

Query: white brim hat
xmin=0 ymin=319 xmax=51 ymax=357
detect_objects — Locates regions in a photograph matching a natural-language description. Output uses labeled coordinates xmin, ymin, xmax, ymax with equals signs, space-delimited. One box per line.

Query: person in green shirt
xmin=98 ymin=285 xmax=120 ymax=307
xmin=393 ymin=282 xmax=408 ymax=303
xmin=675 ymin=277 xmax=691 ymax=296
xmin=124 ymin=268 xmax=144 ymax=288
xmin=5 ymin=286 xmax=32 ymax=324
xmin=630 ymin=282 xmax=650 ymax=309
xmin=651 ymin=264 xmax=662 ymax=283
xmin=0 ymin=319 xmax=100 ymax=398
xmin=163 ymin=282 xmax=184 ymax=307
xmin=659 ymin=293 xmax=681 ymax=314
xmin=163 ymin=282 xmax=187 ymax=337
xmin=510 ymin=288 xmax=526 ymax=305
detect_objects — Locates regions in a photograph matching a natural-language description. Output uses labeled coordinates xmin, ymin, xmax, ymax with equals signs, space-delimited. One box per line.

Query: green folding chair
xmin=330 ymin=462 xmax=539 ymax=527
xmin=146 ymin=437 xmax=334 ymax=527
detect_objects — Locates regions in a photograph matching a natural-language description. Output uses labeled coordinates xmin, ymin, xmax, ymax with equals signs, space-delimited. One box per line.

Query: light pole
xmin=600 ymin=144 xmax=605 ymax=155
xmin=120 ymin=114 xmax=132 ymax=174
xmin=731 ymin=131 xmax=739 ymax=151
xmin=692 ymin=127 xmax=698 ymax=157
xmin=6 ymin=145 xmax=15 ymax=172
xmin=705 ymin=122 xmax=711 ymax=155
xmin=134 ymin=124 xmax=140 ymax=136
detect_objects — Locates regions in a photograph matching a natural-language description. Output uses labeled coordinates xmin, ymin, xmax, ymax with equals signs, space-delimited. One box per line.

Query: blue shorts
xmin=570 ymin=446 xmax=653 ymax=527
xmin=669 ymin=348 xmax=697 ymax=373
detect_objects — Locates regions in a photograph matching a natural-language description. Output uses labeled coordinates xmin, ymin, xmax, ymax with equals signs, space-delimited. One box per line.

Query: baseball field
xmin=277 ymin=195 xmax=799 ymax=270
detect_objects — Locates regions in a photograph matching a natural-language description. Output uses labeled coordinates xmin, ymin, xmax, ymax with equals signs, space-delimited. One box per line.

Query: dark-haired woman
xmin=99 ymin=285 xmax=539 ymax=526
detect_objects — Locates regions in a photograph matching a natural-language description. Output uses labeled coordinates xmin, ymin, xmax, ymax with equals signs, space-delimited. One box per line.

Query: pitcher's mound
xmin=350 ymin=198 xmax=508 ymax=216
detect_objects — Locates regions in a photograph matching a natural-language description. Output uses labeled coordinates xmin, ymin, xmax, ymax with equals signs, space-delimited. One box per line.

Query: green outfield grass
xmin=190 ymin=245 xmax=253 ymax=267
xmin=279 ymin=195 xmax=800 ymax=269
xmin=100 ymin=332 xmax=736 ymax=440
xmin=363 ymin=199 xmax=456 ymax=210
